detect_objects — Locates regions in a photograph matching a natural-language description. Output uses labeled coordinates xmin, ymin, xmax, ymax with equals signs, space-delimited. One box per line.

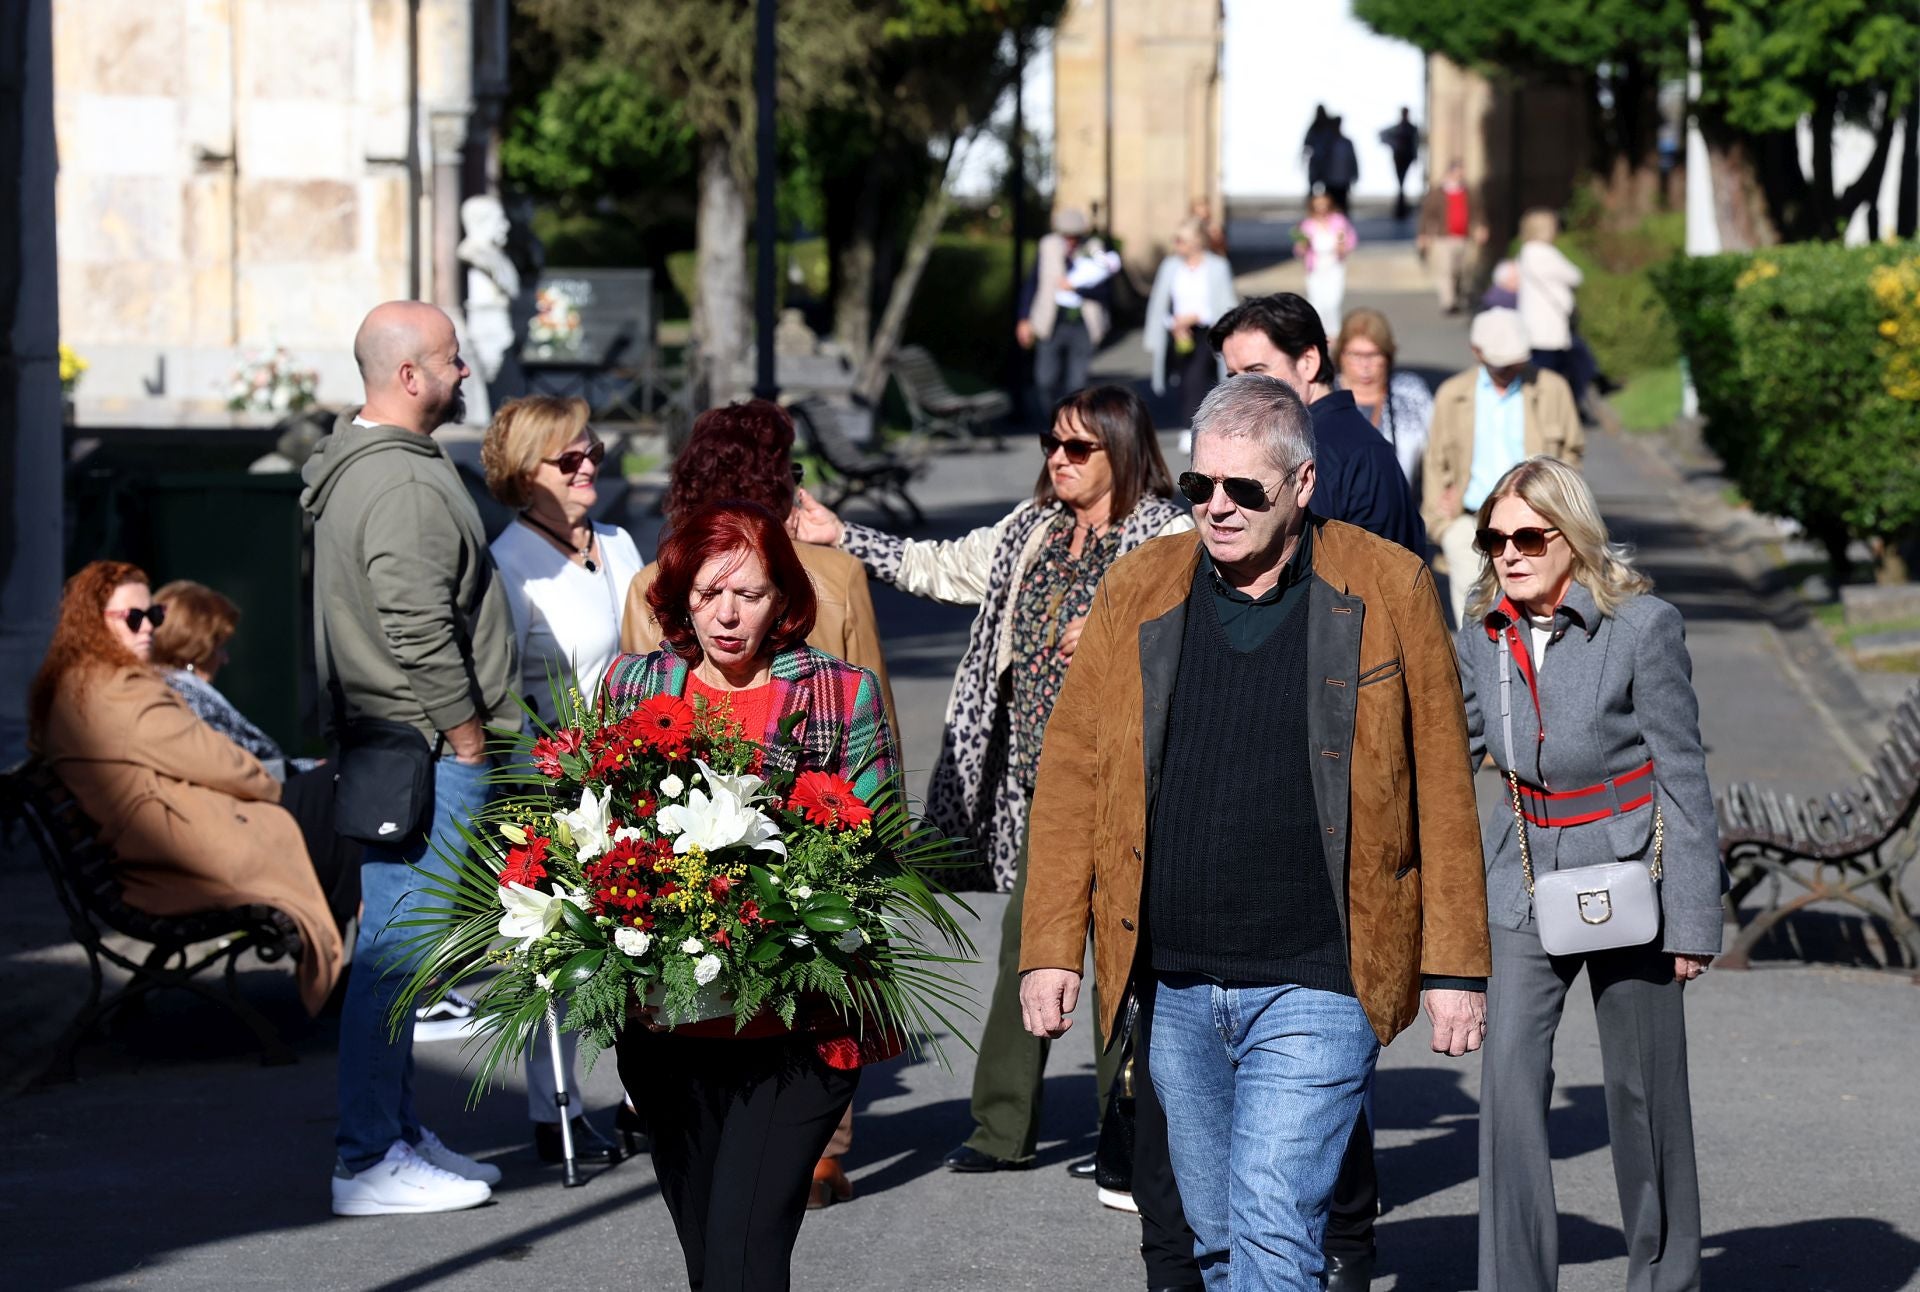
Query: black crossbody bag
xmin=325 ymin=638 xmax=438 ymax=847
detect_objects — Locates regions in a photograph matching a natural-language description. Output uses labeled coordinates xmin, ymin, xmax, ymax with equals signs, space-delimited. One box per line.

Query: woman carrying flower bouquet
xmin=603 ymin=500 xmax=901 ymax=1291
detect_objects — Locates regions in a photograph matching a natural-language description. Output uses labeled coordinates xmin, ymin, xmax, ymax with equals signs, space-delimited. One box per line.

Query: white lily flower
xmin=660 ymin=774 xmax=685 ymax=799
xmin=497 ymin=882 xmax=586 ymax=947
xmin=535 ymin=972 xmax=554 ymax=991
xmin=680 ymin=937 xmax=703 ymax=955
xmin=654 ymin=768 xmax=787 ymax=859
xmin=689 ymin=757 xmax=770 ymax=806
xmin=614 ymin=927 xmax=652 ymax=957
xmin=556 ymin=783 xmax=613 ymax=863
xmin=693 ymin=954 xmax=723 ymax=986
xmin=498 ymin=823 xmax=528 ymax=845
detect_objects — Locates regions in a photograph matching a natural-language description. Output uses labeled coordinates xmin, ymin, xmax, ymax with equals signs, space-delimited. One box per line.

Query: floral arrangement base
xmin=643 ymin=982 xmax=735 ymax=1026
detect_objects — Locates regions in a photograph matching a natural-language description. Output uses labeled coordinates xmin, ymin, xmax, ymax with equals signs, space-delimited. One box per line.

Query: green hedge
xmin=1655 ymin=241 xmax=1920 ymax=576
xmin=1558 ymin=211 xmax=1683 ymax=382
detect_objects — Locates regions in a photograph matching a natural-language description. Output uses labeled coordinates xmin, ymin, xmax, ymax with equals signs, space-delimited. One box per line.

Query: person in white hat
xmin=1018 ymin=207 xmax=1116 ymax=416
xmin=1420 ymin=307 xmax=1585 ymax=626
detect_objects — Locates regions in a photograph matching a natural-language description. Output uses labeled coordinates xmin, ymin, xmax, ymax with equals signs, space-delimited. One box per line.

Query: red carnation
xmin=631 ymin=694 xmax=696 ymax=751
xmin=788 ymin=771 xmax=873 ymax=829
xmin=708 ymin=875 xmax=734 ymax=899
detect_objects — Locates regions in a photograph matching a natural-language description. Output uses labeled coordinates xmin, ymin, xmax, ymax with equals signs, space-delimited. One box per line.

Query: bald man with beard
xmin=302 ymin=302 xmax=520 ymax=1216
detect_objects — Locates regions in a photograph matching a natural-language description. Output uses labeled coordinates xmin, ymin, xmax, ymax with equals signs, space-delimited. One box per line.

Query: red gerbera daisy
xmin=631 ymin=694 xmax=696 ymax=751
xmin=788 ymin=771 xmax=872 ymax=829
xmin=498 ymin=834 xmax=552 ymax=889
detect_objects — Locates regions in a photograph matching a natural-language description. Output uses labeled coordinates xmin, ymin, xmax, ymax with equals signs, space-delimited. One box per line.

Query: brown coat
xmin=1021 ymin=522 xmax=1491 ymax=1046
xmin=1421 ymin=365 xmax=1584 ymax=544
xmin=39 ymin=666 xmax=343 ymax=1014
xmin=620 ymin=540 xmax=900 ymax=739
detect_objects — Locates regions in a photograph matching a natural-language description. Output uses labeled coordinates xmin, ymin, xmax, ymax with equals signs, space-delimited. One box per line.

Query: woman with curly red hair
xmin=601 ymin=501 xmax=900 ymax=1292
xmin=29 ymin=561 xmax=346 ymax=1014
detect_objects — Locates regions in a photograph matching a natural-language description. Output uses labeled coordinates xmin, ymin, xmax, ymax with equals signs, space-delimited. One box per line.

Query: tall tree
xmin=522 ymin=0 xmax=877 ymax=396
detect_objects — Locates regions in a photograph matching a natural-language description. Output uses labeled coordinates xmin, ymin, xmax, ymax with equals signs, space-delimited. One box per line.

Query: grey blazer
xmin=1457 ymin=582 xmax=1726 ymax=955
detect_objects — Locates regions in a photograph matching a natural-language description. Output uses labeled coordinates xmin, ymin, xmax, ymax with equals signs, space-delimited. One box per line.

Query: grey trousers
xmin=1478 ymin=924 xmax=1703 ymax=1292
xmin=1033 ymin=318 xmax=1093 ymax=417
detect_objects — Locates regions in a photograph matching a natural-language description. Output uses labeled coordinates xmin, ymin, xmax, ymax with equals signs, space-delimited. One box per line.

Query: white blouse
xmin=489 ymin=519 xmax=643 ymax=719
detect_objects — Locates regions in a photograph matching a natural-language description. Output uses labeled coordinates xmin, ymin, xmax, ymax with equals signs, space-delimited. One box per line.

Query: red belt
xmin=1513 ymin=761 xmax=1654 ymax=829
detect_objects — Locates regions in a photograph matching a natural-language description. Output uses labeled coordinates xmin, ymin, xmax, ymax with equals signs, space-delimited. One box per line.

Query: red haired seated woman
xmin=602 ymin=500 xmax=899 ymax=1292
xmin=28 ymin=561 xmax=345 ymax=1014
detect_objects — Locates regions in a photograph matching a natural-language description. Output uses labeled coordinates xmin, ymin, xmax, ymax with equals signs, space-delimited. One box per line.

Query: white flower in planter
xmin=660 ymin=774 xmax=685 ymax=800
xmin=693 ymin=954 xmax=723 ymax=986
xmin=614 ymin=927 xmax=652 ymax=957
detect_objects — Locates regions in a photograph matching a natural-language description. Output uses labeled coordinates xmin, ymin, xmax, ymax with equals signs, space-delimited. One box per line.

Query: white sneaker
xmin=413 ymin=990 xmax=479 ymax=1042
xmin=331 ymin=1141 xmax=491 ymax=1216
xmin=1097 ymin=1186 xmax=1139 ymax=1214
xmin=416 ymin=1126 xmax=503 ymax=1185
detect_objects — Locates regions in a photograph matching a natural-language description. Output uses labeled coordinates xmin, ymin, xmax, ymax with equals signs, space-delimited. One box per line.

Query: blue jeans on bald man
xmin=336 ymin=754 xmax=492 ymax=1172
xmin=1151 ymin=973 xmax=1380 ymax=1292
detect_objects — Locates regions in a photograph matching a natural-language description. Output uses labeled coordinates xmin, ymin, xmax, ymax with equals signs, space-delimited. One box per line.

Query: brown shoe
xmin=808 ymin=1157 xmax=853 ymax=1210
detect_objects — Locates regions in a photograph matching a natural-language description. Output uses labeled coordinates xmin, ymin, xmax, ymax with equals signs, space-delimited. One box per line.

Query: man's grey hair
xmin=1190 ymin=374 xmax=1315 ymax=476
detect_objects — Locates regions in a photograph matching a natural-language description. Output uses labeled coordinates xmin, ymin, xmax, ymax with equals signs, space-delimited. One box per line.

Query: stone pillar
xmin=417 ymin=0 xmax=474 ymax=312
xmin=0 ymin=0 xmax=61 ymax=764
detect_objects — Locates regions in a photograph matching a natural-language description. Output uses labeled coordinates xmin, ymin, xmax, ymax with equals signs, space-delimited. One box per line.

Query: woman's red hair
xmin=662 ymin=400 xmax=798 ymax=530
xmin=645 ymin=502 xmax=817 ymax=662
xmin=28 ymin=560 xmax=149 ymax=748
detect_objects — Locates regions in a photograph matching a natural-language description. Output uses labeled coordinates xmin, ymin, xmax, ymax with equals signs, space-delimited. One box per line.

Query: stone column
xmin=417 ymin=0 xmax=475 ymax=313
xmin=0 ymin=0 xmax=61 ymax=765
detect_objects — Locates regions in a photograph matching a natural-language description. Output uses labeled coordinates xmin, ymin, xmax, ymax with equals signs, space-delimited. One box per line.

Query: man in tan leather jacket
xmin=1019 ymin=376 xmax=1490 ymax=1290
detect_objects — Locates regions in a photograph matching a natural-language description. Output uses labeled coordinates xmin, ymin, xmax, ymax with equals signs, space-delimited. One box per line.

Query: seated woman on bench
xmin=27 ymin=561 xmax=353 ymax=1015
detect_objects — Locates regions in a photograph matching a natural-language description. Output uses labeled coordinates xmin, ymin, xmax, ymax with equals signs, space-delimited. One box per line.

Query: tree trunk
xmin=1899 ymin=99 xmax=1918 ymax=239
xmin=830 ymin=165 xmax=885 ymax=364
xmin=1697 ymin=122 xmax=1779 ymax=250
xmin=1836 ymin=91 xmax=1899 ymax=236
xmin=853 ymin=156 xmax=954 ymax=404
xmin=693 ymin=136 xmax=750 ymax=408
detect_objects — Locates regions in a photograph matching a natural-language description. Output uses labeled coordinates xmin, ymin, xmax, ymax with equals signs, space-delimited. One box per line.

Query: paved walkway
xmin=2 ymin=289 xmax=1918 ymax=1290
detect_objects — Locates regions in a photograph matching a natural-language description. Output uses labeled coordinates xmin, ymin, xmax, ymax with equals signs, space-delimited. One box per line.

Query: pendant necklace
xmin=523 ymin=513 xmax=596 ymax=572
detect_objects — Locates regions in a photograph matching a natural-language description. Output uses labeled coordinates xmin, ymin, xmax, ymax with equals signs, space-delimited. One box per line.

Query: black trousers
xmin=278 ymin=765 xmax=362 ymax=929
xmin=1325 ymin=1106 xmax=1379 ymax=1256
xmin=618 ymin=1030 xmax=858 ymax=1292
xmin=1171 ymin=340 xmax=1218 ymax=431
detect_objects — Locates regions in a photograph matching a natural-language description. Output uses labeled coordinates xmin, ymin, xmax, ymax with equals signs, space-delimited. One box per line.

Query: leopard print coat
xmin=842 ymin=495 xmax=1191 ymax=890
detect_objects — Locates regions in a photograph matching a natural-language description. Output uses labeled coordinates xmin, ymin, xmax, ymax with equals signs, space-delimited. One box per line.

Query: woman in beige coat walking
xmin=30 ymin=561 xmax=345 ymax=1014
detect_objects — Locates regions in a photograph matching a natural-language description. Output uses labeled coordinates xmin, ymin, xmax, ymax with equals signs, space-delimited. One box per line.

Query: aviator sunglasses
xmin=1475 ymin=525 xmax=1562 ymax=557
xmin=107 ymin=604 xmax=167 ymax=632
xmin=543 ymin=439 xmax=607 ymax=475
xmin=1177 ymin=469 xmax=1293 ymax=511
xmin=1037 ymin=432 xmax=1105 ymax=464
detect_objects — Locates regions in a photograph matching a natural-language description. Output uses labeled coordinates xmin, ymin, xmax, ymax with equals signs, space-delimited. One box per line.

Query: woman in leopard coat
xmin=789 ymin=384 xmax=1190 ymax=1168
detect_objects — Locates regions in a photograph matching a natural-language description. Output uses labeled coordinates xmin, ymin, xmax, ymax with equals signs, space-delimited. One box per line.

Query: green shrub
xmin=1558 ymin=211 xmax=1684 ymax=383
xmin=1655 ymin=241 xmax=1920 ymax=579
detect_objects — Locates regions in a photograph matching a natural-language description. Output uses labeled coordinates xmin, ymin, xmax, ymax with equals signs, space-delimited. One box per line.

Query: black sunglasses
xmin=1178 ymin=469 xmax=1293 ymax=511
xmin=790 ymin=463 xmax=806 ymax=485
xmin=108 ymin=604 xmax=167 ymax=632
xmin=1038 ymin=432 xmax=1105 ymax=465
xmin=544 ymin=439 xmax=606 ymax=475
xmin=1475 ymin=526 xmax=1562 ymax=557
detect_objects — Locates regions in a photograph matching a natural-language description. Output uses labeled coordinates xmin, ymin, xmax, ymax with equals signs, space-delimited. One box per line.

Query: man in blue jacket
xmin=1208 ymin=293 xmax=1424 ymax=559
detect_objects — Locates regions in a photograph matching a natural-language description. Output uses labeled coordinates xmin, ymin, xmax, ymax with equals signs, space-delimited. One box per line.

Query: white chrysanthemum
xmin=660 ymin=774 xmax=685 ymax=799
xmin=693 ymin=954 xmax=723 ymax=986
xmin=614 ymin=927 xmax=652 ymax=957
xmin=680 ymin=937 xmax=703 ymax=955
xmin=789 ymin=885 xmax=813 ymax=901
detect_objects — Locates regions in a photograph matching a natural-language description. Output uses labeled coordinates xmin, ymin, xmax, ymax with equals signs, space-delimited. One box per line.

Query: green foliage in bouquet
xmin=390 ymin=679 xmax=977 ymax=1100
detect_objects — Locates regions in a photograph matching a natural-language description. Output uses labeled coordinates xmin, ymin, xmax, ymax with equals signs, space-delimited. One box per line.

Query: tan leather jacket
xmin=1021 ymin=521 xmax=1491 ymax=1046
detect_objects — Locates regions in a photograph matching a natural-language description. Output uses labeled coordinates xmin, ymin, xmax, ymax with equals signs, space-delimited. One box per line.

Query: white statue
xmin=459 ymin=194 xmax=520 ymax=387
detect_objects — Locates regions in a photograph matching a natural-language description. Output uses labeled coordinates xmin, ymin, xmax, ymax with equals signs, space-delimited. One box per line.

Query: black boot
xmin=534 ymin=1115 xmax=623 ymax=1166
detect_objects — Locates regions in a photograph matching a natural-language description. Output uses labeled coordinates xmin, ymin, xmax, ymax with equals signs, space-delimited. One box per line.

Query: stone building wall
xmin=1054 ymin=0 xmax=1222 ymax=275
xmin=53 ymin=0 xmax=488 ymax=414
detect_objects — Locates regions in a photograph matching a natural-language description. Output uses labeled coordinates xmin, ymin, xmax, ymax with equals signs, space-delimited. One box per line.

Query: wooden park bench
xmin=888 ymin=345 xmax=1012 ymax=446
xmin=788 ymin=395 xmax=930 ymax=528
xmin=1714 ymin=685 xmax=1920 ymax=971
xmin=0 ymin=761 xmax=300 ymax=1081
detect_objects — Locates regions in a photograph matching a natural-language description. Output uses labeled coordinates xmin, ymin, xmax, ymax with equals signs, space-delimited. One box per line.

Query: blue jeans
xmin=335 ymin=754 xmax=493 ymax=1171
xmin=1151 ymin=974 xmax=1380 ymax=1292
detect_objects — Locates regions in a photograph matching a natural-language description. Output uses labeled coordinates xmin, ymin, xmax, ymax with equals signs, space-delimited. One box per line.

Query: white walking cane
xmin=545 ymin=997 xmax=584 ymax=1188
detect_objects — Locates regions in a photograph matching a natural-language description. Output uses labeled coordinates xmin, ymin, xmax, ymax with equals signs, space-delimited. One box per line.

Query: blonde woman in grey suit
xmin=1454 ymin=456 xmax=1725 ymax=1292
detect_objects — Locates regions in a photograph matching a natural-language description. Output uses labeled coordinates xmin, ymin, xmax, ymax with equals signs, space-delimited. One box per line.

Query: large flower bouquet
xmin=226 ymin=347 xmax=319 ymax=414
xmin=527 ymin=284 xmax=585 ymax=357
xmin=395 ymin=685 xmax=976 ymax=1093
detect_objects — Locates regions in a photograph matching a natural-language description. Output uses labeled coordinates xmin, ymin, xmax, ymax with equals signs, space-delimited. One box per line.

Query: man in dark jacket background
xmin=302 ymin=301 xmax=519 ymax=1217
xmin=1209 ymin=294 xmax=1424 ymax=559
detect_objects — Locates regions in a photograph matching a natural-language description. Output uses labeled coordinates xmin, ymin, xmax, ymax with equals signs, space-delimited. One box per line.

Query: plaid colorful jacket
xmin=601 ymin=645 xmax=900 ymax=802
